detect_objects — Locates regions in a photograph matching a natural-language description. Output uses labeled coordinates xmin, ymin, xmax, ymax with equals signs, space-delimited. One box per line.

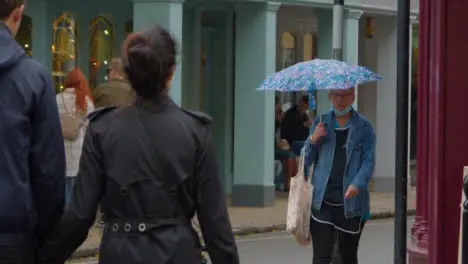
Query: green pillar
xmin=27 ymin=0 xmax=52 ymax=70
xmin=232 ymin=2 xmax=280 ymax=207
xmin=316 ymin=8 xmax=333 ymax=115
xmin=132 ymin=0 xmax=184 ymax=105
xmin=343 ymin=9 xmax=363 ymax=109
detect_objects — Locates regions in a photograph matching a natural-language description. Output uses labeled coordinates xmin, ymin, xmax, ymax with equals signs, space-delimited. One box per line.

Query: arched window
xmin=89 ymin=16 xmax=114 ymax=89
xmin=281 ymin=32 xmax=296 ymax=68
xmin=52 ymin=13 xmax=77 ymax=92
xmin=16 ymin=15 xmax=32 ymax=56
xmin=279 ymin=32 xmax=297 ymax=104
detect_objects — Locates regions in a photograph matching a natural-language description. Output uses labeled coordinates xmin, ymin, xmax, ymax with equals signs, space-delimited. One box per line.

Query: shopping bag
xmin=286 ymin=148 xmax=314 ymax=246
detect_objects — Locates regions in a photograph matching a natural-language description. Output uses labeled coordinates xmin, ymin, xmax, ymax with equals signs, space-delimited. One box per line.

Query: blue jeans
xmin=65 ymin=177 xmax=76 ymax=205
xmin=291 ymin=141 xmax=306 ymax=156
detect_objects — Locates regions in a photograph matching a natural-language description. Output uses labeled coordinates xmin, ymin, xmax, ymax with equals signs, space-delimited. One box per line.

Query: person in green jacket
xmin=93 ymin=57 xmax=134 ymax=107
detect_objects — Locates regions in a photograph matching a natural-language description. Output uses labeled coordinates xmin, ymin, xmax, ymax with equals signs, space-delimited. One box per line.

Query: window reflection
xmin=16 ymin=15 xmax=32 ymax=56
xmin=52 ymin=13 xmax=77 ymax=93
xmin=89 ymin=16 xmax=114 ymax=89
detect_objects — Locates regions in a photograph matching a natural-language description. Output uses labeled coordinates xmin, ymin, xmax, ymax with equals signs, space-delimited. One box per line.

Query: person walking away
xmin=56 ymin=68 xmax=95 ymax=205
xmin=305 ymin=88 xmax=375 ymax=264
xmin=280 ymin=95 xmax=312 ymax=155
xmin=274 ymin=96 xmax=297 ymax=191
xmin=0 ymin=0 xmax=66 ymax=262
xmin=39 ymin=24 xmax=240 ymax=264
xmin=93 ymin=57 xmax=134 ymax=108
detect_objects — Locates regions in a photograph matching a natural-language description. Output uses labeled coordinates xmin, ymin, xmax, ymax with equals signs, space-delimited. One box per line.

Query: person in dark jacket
xmin=0 ymin=0 xmax=66 ymax=262
xmin=280 ymin=95 xmax=312 ymax=149
xmin=39 ymin=24 xmax=239 ymax=264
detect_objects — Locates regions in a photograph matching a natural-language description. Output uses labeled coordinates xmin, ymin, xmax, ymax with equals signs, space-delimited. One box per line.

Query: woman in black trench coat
xmin=39 ymin=25 xmax=240 ymax=264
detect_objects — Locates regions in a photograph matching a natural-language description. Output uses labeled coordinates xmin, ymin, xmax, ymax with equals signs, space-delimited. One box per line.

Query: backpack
xmin=59 ymin=92 xmax=84 ymax=141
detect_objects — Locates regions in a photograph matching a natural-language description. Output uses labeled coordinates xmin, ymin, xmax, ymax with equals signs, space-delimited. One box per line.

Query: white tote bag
xmin=286 ymin=148 xmax=314 ymax=246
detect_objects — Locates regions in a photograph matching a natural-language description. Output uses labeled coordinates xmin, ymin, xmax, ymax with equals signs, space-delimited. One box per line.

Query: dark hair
xmin=0 ymin=0 xmax=23 ymax=20
xmin=123 ymin=24 xmax=176 ymax=100
xmin=299 ymin=95 xmax=309 ymax=104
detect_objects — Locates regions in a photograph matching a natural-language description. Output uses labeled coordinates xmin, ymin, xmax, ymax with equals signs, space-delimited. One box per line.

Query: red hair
xmin=63 ymin=68 xmax=93 ymax=112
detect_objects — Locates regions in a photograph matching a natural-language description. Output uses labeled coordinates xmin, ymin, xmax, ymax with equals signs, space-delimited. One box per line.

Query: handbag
xmin=286 ymin=147 xmax=314 ymax=246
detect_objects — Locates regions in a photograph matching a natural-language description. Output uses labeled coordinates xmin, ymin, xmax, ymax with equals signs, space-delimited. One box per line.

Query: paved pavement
xmin=69 ymin=217 xmax=412 ymax=264
xmin=71 ymin=189 xmax=416 ymax=259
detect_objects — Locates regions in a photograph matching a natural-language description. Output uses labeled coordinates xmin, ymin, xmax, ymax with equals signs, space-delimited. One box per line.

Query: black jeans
xmin=0 ymin=246 xmax=36 ymax=264
xmin=310 ymin=219 xmax=365 ymax=264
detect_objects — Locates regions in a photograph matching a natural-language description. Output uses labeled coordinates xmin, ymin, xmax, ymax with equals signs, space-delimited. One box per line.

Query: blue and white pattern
xmin=257 ymin=59 xmax=382 ymax=92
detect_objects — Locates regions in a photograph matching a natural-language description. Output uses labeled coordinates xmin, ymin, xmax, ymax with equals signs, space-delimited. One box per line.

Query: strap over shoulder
xmin=87 ymin=106 xmax=118 ymax=122
xmin=181 ymin=109 xmax=212 ymax=125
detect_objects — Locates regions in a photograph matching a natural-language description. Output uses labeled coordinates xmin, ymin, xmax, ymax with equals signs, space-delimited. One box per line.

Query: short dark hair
xmin=299 ymin=95 xmax=309 ymax=104
xmin=0 ymin=0 xmax=24 ymax=20
xmin=123 ymin=24 xmax=176 ymax=100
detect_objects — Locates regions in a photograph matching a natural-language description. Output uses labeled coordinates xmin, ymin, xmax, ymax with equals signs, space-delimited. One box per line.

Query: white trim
xmin=311 ymin=212 xmax=363 ymax=235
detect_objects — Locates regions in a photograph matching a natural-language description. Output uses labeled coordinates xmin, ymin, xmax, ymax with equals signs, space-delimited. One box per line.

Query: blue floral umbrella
xmin=257 ymin=59 xmax=382 ymax=92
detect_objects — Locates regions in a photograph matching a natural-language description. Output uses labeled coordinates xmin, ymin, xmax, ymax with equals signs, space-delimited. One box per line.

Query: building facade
xmin=19 ymin=0 xmax=418 ymax=207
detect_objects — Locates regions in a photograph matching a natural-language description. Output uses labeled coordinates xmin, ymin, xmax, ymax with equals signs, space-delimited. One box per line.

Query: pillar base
xmin=408 ymin=218 xmax=429 ymax=264
xmin=231 ymin=185 xmax=275 ymax=207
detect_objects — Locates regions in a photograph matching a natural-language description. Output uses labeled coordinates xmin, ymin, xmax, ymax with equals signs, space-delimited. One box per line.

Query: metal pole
xmin=332 ymin=0 xmax=344 ymax=60
xmin=462 ymin=176 xmax=468 ymax=264
xmin=394 ymin=0 xmax=410 ymax=262
xmin=331 ymin=1 xmax=344 ymax=263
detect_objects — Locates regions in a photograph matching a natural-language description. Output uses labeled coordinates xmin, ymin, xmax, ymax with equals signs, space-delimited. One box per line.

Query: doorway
xmin=198 ymin=9 xmax=235 ymax=194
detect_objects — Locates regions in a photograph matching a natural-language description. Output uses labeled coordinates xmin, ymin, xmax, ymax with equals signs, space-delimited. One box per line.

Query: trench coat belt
xmin=105 ymin=218 xmax=186 ymax=234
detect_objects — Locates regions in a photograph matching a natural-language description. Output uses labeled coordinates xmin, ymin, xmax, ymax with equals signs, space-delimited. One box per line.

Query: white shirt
xmin=56 ymin=88 xmax=95 ymax=177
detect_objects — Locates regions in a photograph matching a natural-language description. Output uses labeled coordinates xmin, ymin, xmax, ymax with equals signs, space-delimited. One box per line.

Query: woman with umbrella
xmin=306 ymin=87 xmax=375 ymax=264
xmin=259 ymin=59 xmax=380 ymax=264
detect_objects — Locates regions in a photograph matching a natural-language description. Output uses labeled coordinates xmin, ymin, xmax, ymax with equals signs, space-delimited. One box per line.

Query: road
xmin=70 ymin=217 xmax=412 ymax=264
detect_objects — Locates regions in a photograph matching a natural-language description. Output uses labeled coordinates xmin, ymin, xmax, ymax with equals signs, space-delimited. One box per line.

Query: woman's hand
xmin=345 ymin=185 xmax=359 ymax=199
xmin=309 ymin=122 xmax=326 ymax=144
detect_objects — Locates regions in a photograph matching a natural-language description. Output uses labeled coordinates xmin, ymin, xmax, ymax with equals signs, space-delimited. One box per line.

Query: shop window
xmin=16 ymin=15 xmax=32 ymax=56
xmin=278 ymin=32 xmax=297 ymax=105
xmin=89 ymin=16 xmax=114 ymax=89
xmin=52 ymin=13 xmax=77 ymax=92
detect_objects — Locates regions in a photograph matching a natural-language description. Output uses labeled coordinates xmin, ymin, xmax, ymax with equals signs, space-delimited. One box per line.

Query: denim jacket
xmin=304 ymin=110 xmax=376 ymax=218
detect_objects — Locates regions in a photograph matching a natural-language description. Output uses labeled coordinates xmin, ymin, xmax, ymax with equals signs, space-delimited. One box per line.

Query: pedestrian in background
xmin=39 ymin=24 xmax=239 ymax=264
xmin=0 ymin=0 xmax=65 ymax=262
xmin=56 ymin=68 xmax=95 ymax=206
xmin=305 ymin=88 xmax=375 ymax=264
xmin=93 ymin=57 xmax=134 ymax=108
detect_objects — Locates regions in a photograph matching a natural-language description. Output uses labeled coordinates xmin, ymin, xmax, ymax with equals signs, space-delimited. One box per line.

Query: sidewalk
xmin=72 ymin=189 xmax=416 ymax=259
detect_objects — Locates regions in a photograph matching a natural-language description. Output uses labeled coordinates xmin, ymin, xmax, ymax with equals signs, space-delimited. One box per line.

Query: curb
xmin=71 ymin=209 xmax=416 ymax=259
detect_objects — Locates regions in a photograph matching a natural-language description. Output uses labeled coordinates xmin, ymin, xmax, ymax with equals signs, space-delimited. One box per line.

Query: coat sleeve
xmin=351 ymin=123 xmax=376 ymax=191
xmin=39 ymin=123 xmax=105 ymax=262
xmin=29 ymin=73 xmax=66 ymax=245
xmin=194 ymin=127 xmax=240 ymax=264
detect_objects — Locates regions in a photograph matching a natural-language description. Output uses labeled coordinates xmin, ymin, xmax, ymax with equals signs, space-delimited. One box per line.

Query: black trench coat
xmin=39 ymin=97 xmax=239 ymax=264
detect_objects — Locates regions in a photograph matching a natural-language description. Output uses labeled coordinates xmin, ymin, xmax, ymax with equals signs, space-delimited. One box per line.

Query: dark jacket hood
xmin=0 ymin=22 xmax=25 ymax=73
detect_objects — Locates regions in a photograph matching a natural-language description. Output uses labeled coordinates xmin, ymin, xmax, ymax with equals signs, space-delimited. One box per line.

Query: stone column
xmin=343 ymin=9 xmax=363 ymax=109
xmin=315 ymin=8 xmax=332 ymax=115
xmin=374 ymin=15 xmax=397 ymax=192
xmin=231 ymin=1 xmax=279 ymax=207
xmin=132 ymin=0 xmax=184 ymax=105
